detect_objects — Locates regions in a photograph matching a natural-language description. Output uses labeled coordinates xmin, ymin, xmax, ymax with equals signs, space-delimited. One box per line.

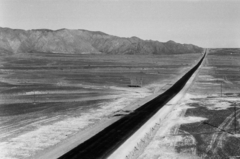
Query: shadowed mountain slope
xmin=0 ymin=27 xmax=203 ymax=54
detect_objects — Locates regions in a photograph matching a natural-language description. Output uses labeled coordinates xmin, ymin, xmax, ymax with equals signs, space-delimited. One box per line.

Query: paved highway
xmin=59 ymin=52 xmax=206 ymax=159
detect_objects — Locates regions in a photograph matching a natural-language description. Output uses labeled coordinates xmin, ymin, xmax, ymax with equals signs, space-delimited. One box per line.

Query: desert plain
xmin=0 ymin=48 xmax=239 ymax=159
xmin=0 ymin=51 xmax=202 ymax=159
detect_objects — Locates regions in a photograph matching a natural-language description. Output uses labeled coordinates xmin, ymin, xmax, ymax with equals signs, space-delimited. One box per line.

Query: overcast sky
xmin=0 ymin=0 xmax=239 ymax=48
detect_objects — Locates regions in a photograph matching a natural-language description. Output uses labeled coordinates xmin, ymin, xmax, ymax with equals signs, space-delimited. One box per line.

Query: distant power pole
xmin=221 ymin=80 xmax=222 ymax=97
xmin=235 ymin=104 xmax=237 ymax=134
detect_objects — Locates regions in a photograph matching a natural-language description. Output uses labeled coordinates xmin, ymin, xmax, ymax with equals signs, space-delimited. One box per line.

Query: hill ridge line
xmin=0 ymin=27 xmax=203 ymax=55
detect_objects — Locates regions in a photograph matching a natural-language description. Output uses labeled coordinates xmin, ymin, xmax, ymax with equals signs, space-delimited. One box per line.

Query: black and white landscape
xmin=0 ymin=0 xmax=239 ymax=159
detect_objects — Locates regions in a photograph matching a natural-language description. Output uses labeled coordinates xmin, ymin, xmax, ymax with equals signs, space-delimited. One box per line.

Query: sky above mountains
xmin=0 ymin=0 xmax=239 ymax=48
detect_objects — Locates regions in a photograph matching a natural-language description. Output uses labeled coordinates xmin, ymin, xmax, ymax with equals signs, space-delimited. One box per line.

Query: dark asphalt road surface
xmin=59 ymin=52 xmax=206 ymax=159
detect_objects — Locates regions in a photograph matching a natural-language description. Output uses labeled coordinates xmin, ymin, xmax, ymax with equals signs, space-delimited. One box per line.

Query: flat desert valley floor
xmin=0 ymin=52 xmax=201 ymax=159
xmin=1 ymin=49 xmax=240 ymax=159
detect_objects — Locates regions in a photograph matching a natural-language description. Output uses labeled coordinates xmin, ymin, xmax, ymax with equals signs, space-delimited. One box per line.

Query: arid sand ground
xmin=0 ymin=52 xmax=201 ymax=159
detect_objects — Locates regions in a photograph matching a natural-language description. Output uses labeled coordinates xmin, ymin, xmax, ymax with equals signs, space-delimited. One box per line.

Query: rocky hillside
xmin=0 ymin=27 xmax=203 ymax=54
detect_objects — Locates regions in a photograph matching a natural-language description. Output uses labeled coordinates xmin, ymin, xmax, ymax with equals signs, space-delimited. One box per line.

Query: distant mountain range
xmin=0 ymin=27 xmax=203 ymax=54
